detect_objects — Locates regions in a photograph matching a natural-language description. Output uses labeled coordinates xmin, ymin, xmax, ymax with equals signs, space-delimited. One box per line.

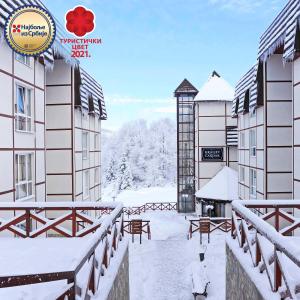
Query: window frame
xmin=15 ymin=153 xmax=34 ymax=201
xmin=250 ymin=169 xmax=257 ymax=198
xmin=240 ymin=132 xmax=245 ymax=148
xmin=15 ymin=53 xmax=31 ymax=67
xmin=15 ymin=84 xmax=32 ymax=133
xmin=94 ymin=167 xmax=99 ymax=183
xmin=83 ymin=170 xmax=90 ymax=199
xmin=240 ymin=166 xmax=245 ymax=183
xmin=94 ymin=133 xmax=99 ymax=150
xmin=249 ymin=129 xmax=256 ymax=157
xmin=82 ymin=131 xmax=89 ymax=160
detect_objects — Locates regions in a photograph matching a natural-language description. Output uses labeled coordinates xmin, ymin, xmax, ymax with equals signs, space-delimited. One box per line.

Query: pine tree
xmin=117 ymin=153 xmax=133 ymax=192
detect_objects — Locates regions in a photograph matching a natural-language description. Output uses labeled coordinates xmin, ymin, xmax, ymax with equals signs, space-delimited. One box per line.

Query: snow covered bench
xmin=192 ymin=262 xmax=210 ymax=299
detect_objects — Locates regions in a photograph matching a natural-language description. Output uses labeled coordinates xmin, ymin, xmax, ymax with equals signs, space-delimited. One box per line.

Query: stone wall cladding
xmin=226 ymin=243 xmax=265 ymax=300
xmin=106 ymin=246 xmax=130 ymax=300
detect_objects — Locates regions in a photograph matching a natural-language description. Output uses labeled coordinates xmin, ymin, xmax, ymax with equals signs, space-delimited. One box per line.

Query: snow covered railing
xmin=0 ymin=201 xmax=119 ymax=237
xmin=188 ymin=217 xmax=232 ymax=239
xmin=231 ymin=200 xmax=300 ymax=299
xmin=123 ymin=202 xmax=177 ymax=216
xmin=0 ymin=202 xmax=125 ymax=300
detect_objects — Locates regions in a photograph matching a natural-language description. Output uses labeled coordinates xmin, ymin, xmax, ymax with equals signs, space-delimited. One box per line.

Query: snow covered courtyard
xmin=103 ymin=185 xmax=176 ymax=207
xmin=128 ymin=211 xmax=227 ymax=300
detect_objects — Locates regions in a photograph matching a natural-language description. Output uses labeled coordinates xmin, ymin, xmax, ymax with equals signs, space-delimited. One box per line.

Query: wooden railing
xmin=188 ymin=217 xmax=232 ymax=239
xmin=123 ymin=202 xmax=177 ymax=216
xmin=0 ymin=202 xmax=118 ymax=238
xmin=0 ymin=202 xmax=124 ymax=300
xmin=123 ymin=220 xmax=151 ymax=240
xmin=231 ymin=200 xmax=300 ymax=299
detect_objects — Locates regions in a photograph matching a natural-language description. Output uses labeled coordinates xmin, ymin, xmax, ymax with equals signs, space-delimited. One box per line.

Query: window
xmin=250 ymin=129 xmax=256 ymax=157
xmin=234 ymin=97 xmax=240 ymax=115
xmin=240 ymin=166 xmax=245 ymax=183
xmin=240 ymin=132 xmax=245 ymax=148
xmin=83 ymin=170 xmax=90 ymax=199
xmin=243 ymin=90 xmax=249 ymax=113
xmin=250 ymin=107 xmax=256 ymax=118
xmin=15 ymin=85 xmax=32 ymax=132
xmin=250 ymin=169 xmax=257 ymax=198
xmin=95 ymin=167 xmax=99 ymax=183
xmin=94 ymin=133 xmax=99 ymax=149
xmin=82 ymin=132 xmax=89 ymax=159
xmin=15 ymin=53 xmax=30 ymax=66
xmin=15 ymin=154 xmax=33 ymax=201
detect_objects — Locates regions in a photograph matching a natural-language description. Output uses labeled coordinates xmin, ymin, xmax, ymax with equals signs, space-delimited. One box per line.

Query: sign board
xmin=202 ymin=148 xmax=223 ymax=161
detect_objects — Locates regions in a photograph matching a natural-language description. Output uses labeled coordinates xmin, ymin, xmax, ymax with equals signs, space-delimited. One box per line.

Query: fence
xmin=188 ymin=217 xmax=232 ymax=239
xmin=231 ymin=200 xmax=300 ymax=299
xmin=0 ymin=202 xmax=125 ymax=300
xmin=123 ymin=202 xmax=177 ymax=216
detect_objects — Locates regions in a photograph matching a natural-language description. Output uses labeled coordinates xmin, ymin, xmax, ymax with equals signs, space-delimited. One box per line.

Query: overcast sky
xmin=44 ymin=0 xmax=287 ymax=130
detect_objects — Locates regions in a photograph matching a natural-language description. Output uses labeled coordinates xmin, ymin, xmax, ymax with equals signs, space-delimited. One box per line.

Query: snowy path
xmin=130 ymin=240 xmax=193 ymax=300
xmin=129 ymin=211 xmax=226 ymax=300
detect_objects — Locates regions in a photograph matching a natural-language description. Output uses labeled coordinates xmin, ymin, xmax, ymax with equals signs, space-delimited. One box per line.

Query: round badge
xmin=4 ymin=5 xmax=56 ymax=56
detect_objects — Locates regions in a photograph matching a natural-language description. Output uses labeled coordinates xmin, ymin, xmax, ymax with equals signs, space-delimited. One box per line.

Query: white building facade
xmin=234 ymin=0 xmax=300 ymax=201
xmin=0 ymin=0 xmax=107 ymax=207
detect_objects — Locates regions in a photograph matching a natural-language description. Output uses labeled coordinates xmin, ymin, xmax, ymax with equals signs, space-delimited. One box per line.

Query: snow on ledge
xmin=0 ymin=201 xmax=123 ymax=209
xmin=232 ymin=200 xmax=300 ymax=267
xmin=226 ymin=237 xmax=280 ymax=300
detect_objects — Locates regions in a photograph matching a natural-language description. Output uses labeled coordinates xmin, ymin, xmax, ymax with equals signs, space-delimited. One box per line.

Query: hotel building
xmin=233 ymin=0 xmax=300 ymax=202
xmin=0 ymin=0 xmax=107 ymax=208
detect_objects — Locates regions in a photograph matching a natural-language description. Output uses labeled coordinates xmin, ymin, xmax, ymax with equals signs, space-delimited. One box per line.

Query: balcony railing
xmin=231 ymin=200 xmax=300 ymax=299
xmin=0 ymin=202 xmax=125 ymax=300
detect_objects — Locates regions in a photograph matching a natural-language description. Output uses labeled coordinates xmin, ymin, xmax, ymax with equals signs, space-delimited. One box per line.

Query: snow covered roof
xmin=194 ymin=71 xmax=234 ymax=102
xmin=258 ymin=0 xmax=300 ymax=62
xmin=232 ymin=64 xmax=258 ymax=117
xmin=195 ymin=166 xmax=238 ymax=202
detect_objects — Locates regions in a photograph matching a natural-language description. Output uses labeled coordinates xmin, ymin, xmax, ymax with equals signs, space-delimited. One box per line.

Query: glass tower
xmin=174 ymin=79 xmax=198 ymax=213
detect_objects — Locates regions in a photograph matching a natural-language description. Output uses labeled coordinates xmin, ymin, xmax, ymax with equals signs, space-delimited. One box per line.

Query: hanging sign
xmin=202 ymin=148 xmax=223 ymax=161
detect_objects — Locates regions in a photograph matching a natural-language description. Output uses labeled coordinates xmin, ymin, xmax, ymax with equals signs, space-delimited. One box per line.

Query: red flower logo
xmin=12 ymin=24 xmax=21 ymax=33
xmin=66 ymin=6 xmax=95 ymax=37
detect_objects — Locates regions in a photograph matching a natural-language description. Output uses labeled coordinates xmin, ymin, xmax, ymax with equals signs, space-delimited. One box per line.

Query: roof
xmin=232 ymin=64 xmax=258 ymax=117
xmin=195 ymin=166 xmax=238 ymax=202
xmin=174 ymin=79 xmax=198 ymax=96
xmin=194 ymin=71 xmax=234 ymax=102
xmin=0 ymin=0 xmax=77 ymax=69
xmin=79 ymin=68 xmax=107 ymax=120
xmin=258 ymin=0 xmax=300 ymax=62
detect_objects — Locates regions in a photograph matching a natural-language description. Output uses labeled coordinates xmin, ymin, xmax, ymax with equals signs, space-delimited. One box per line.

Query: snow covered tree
xmin=117 ymin=152 xmax=133 ymax=191
xmin=101 ymin=118 xmax=176 ymax=192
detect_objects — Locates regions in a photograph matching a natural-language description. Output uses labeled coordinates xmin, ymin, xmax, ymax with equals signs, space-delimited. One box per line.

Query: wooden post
xmin=231 ymin=215 xmax=235 ymax=237
xmin=89 ymin=256 xmax=96 ymax=294
xmin=274 ymin=249 xmax=282 ymax=292
xmin=255 ymin=233 xmax=261 ymax=267
xmin=275 ymin=208 xmax=279 ymax=232
xmin=241 ymin=225 xmax=245 ymax=248
xmin=25 ymin=209 xmax=31 ymax=238
xmin=72 ymin=209 xmax=76 ymax=237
